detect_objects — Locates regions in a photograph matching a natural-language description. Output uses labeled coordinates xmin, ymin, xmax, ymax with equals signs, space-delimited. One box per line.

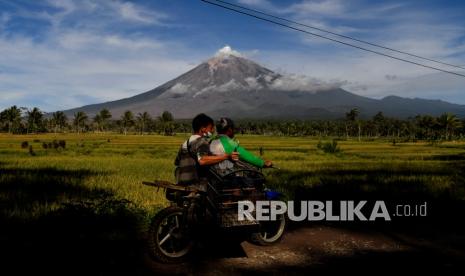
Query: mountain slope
xmin=62 ymin=47 xmax=465 ymax=119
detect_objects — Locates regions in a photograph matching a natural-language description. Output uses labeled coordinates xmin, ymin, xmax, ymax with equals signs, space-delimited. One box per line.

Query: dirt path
xmin=145 ymin=224 xmax=465 ymax=275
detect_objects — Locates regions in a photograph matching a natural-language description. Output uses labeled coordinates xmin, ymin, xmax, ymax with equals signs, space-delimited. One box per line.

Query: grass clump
xmin=317 ymin=139 xmax=341 ymax=154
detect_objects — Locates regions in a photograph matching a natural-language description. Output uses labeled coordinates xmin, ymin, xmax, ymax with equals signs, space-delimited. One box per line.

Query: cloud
xmin=244 ymin=77 xmax=262 ymax=89
xmin=0 ymin=1 xmax=197 ymax=112
xmin=286 ymin=0 xmax=345 ymax=16
xmin=1 ymin=0 xmax=465 ymax=112
xmin=238 ymin=0 xmax=275 ymax=10
xmin=47 ymin=0 xmax=76 ymax=14
xmin=0 ymin=12 xmax=11 ymax=33
xmin=243 ymin=0 xmax=465 ymax=102
xmin=167 ymin=83 xmax=191 ymax=95
xmin=1 ymin=12 xmax=11 ymax=24
xmin=270 ymin=74 xmax=346 ymax=92
xmin=57 ymin=31 xmax=163 ymax=51
xmin=215 ymin=45 xmax=243 ymax=57
xmin=368 ymin=72 xmax=465 ymax=101
xmin=0 ymin=31 xmax=196 ymax=111
xmin=111 ymin=1 xmax=166 ymax=24
xmin=9 ymin=0 xmax=169 ymax=30
xmin=385 ymin=75 xmax=397 ymax=81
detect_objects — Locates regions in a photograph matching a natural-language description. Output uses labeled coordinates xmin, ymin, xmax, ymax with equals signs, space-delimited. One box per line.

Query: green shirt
xmin=216 ymin=135 xmax=265 ymax=168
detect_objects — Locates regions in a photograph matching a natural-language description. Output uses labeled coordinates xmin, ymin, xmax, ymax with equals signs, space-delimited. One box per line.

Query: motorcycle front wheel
xmin=249 ymin=214 xmax=286 ymax=246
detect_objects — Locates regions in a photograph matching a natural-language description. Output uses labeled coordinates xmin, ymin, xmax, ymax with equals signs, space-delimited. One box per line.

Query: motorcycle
xmin=142 ymin=166 xmax=286 ymax=263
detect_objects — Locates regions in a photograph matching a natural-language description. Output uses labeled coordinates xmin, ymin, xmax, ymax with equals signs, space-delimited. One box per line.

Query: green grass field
xmin=2 ymin=132 xmax=465 ymax=273
xmin=1 ymin=133 xmax=465 ymax=225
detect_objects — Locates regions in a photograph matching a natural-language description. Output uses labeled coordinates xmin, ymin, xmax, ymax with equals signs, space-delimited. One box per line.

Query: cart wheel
xmin=147 ymin=206 xmax=194 ymax=263
xmin=249 ymin=214 xmax=286 ymax=245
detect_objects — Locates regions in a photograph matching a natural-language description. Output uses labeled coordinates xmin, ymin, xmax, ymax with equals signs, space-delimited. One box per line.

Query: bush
xmin=52 ymin=140 xmax=58 ymax=149
xmin=317 ymin=139 xmax=341 ymax=154
xmin=21 ymin=141 xmax=29 ymax=149
xmin=39 ymin=140 xmax=67 ymax=150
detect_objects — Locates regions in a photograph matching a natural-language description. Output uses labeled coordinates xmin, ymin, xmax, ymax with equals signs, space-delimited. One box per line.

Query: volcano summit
xmin=63 ymin=46 xmax=465 ymax=119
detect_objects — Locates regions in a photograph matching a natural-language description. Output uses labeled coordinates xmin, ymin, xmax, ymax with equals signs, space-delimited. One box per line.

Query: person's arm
xmin=198 ymin=153 xmax=238 ymax=166
xmin=194 ymin=137 xmax=238 ymax=166
xmin=219 ymin=136 xmax=265 ymax=168
xmin=236 ymin=145 xmax=265 ymax=167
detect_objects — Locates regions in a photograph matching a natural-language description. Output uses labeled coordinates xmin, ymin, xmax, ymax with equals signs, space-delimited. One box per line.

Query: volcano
xmin=62 ymin=46 xmax=465 ymax=119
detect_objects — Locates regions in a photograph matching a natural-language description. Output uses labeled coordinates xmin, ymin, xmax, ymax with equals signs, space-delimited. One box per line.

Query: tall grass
xmin=1 ymin=133 xmax=464 ymax=221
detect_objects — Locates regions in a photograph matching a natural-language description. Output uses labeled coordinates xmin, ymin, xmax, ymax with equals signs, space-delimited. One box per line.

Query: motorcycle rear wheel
xmin=147 ymin=206 xmax=194 ymax=263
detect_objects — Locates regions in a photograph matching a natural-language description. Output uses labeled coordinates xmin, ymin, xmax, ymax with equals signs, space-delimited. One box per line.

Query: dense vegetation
xmin=1 ymin=106 xmax=464 ymax=140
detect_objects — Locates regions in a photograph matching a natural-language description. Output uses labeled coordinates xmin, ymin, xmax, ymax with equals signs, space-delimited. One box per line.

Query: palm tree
xmin=52 ymin=111 xmax=67 ymax=133
xmin=73 ymin=111 xmax=88 ymax=134
xmin=0 ymin=110 xmax=5 ymax=131
xmin=415 ymin=115 xmax=436 ymax=140
xmin=136 ymin=111 xmax=151 ymax=135
xmin=99 ymin=108 xmax=112 ymax=132
xmin=26 ymin=107 xmax=43 ymax=134
xmin=372 ymin=111 xmax=385 ymax=137
xmin=93 ymin=109 xmax=112 ymax=132
xmin=158 ymin=111 xmax=174 ymax=135
xmin=1 ymin=105 xmax=22 ymax=134
xmin=93 ymin=114 xmax=103 ymax=132
xmin=345 ymin=108 xmax=359 ymax=140
xmin=121 ymin=110 xmax=134 ymax=135
xmin=438 ymin=113 xmax=462 ymax=140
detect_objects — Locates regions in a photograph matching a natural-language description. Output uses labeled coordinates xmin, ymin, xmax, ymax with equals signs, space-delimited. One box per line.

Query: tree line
xmin=0 ymin=106 xmax=179 ymax=136
xmin=0 ymin=106 xmax=464 ymax=141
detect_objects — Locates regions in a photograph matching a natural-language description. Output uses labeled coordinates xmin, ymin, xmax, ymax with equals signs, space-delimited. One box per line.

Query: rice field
xmin=1 ymin=133 xmax=465 ymax=224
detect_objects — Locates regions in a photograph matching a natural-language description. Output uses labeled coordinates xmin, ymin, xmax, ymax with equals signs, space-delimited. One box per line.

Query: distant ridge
xmin=62 ymin=46 xmax=465 ymax=119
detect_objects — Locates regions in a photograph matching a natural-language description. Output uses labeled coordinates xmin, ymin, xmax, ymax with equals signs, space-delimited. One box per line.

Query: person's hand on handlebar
xmin=229 ymin=151 xmax=240 ymax=161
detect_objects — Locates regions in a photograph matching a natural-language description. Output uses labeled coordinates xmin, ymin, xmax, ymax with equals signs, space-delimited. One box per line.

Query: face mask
xmin=204 ymin=131 xmax=212 ymax=137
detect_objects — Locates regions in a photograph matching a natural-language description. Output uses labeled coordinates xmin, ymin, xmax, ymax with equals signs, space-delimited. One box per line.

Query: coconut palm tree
xmin=158 ymin=111 xmax=174 ymax=135
xmin=414 ymin=115 xmax=437 ymax=140
xmin=372 ymin=111 xmax=385 ymax=137
xmin=52 ymin=111 xmax=67 ymax=133
xmin=93 ymin=114 xmax=103 ymax=132
xmin=345 ymin=108 xmax=360 ymax=140
xmin=99 ymin=108 xmax=112 ymax=132
xmin=26 ymin=107 xmax=44 ymax=134
xmin=93 ymin=109 xmax=112 ymax=132
xmin=1 ymin=105 xmax=22 ymax=134
xmin=136 ymin=111 xmax=151 ymax=135
xmin=121 ymin=110 xmax=134 ymax=135
xmin=73 ymin=111 xmax=88 ymax=134
xmin=438 ymin=113 xmax=462 ymax=140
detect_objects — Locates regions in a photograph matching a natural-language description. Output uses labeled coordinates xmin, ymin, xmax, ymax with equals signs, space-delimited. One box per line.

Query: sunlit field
xmin=1 ymin=133 xmax=465 ymax=223
xmin=2 ymin=132 xmax=465 ymax=273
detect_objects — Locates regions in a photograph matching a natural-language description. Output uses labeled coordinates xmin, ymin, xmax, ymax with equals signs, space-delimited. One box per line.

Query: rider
xmin=210 ymin=117 xmax=273 ymax=175
xmin=174 ymin=113 xmax=239 ymax=190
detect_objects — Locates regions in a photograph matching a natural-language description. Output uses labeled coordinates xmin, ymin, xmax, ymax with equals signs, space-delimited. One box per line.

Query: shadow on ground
xmin=2 ymin=157 xmax=465 ymax=275
xmin=260 ymin=158 xmax=465 ymax=271
xmin=0 ymin=164 xmax=149 ymax=275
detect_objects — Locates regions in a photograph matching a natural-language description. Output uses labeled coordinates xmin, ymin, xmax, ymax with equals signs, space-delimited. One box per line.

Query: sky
xmin=0 ymin=0 xmax=464 ymax=112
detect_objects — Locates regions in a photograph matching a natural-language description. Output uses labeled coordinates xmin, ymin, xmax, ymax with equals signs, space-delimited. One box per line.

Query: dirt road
xmin=144 ymin=223 xmax=465 ymax=275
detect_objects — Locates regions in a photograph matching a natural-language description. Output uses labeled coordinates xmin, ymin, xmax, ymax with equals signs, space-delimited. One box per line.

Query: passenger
xmin=210 ymin=117 xmax=272 ymax=175
xmin=174 ymin=113 xmax=239 ymax=190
